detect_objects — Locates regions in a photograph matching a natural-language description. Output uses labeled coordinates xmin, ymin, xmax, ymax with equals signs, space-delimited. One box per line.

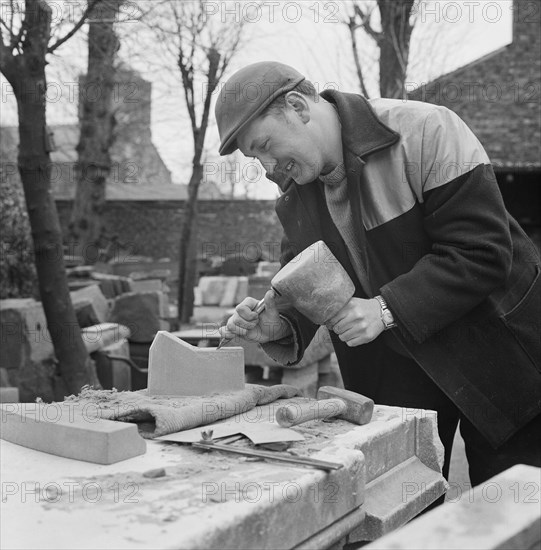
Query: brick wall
xmin=409 ymin=0 xmax=541 ymax=169
xmin=56 ymin=199 xmax=285 ymax=266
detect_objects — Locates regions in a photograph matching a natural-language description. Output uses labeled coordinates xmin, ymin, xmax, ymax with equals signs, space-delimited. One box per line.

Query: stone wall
xmin=56 ymin=199 xmax=285 ymax=269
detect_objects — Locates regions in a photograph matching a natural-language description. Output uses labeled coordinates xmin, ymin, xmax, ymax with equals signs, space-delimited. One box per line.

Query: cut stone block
xmin=0 ymin=403 xmax=146 ymax=464
xmin=130 ymin=278 xmax=163 ymax=293
xmin=108 ymin=291 xmax=169 ymax=342
xmin=0 ymin=298 xmax=56 ymax=402
xmin=219 ymin=277 xmax=239 ymax=307
xmin=91 ymin=272 xmax=133 ymax=298
xmin=73 ymin=298 xmax=101 ymax=328
xmin=94 ymin=336 xmax=132 ymax=391
xmin=191 ymin=306 xmax=232 ymax=325
xmin=364 ymin=464 xmax=541 ymax=549
xmin=193 ymin=286 xmax=203 ymax=306
xmin=81 ymin=323 xmax=131 ymax=354
xmin=198 ymin=276 xmax=229 ymax=306
xmin=0 ymin=387 xmax=19 ymax=403
xmin=352 ymin=456 xmax=447 ymax=541
xmin=148 ymin=331 xmax=244 ymax=396
xmin=70 ymin=284 xmax=110 ymax=323
xmin=235 ymin=276 xmax=249 ymax=303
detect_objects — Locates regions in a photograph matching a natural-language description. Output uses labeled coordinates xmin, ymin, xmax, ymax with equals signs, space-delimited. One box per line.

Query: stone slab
xmin=0 ymin=403 xmax=146 ymax=464
xmin=90 ymin=272 xmax=132 ymax=298
xmin=350 ymin=456 xmax=447 ymax=542
xmin=70 ymin=284 xmax=110 ymax=323
xmin=72 ymin=298 xmax=101 ymax=328
xmin=108 ymin=291 xmax=169 ymax=342
xmin=324 ymin=406 xmax=446 ymax=543
xmin=235 ymin=276 xmax=249 ymax=303
xmin=148 ymin=331 xmax=244 ymax=396
xmin=198 ymin=276 xmax=229 ymax=306
xmin=0 ymin=298 xmax=56 ymax=401
xmin=80 ymin=323 xmax=131 ymax=354
xmin=94 ymin=337 xmax=131 ymax=391
xmin=0 ymin=403 xmax=447 ymax=550
xmin=190 ymin=306 xmax=231 ymax=324
xmin=364 ymin=464 xmax=541 ymax=549
xmin=219 ymin=277 xmax=239 ymax=307
xmin=0 ymin=421 xmax=364 ymax=550
xmin=130 ymin=279 xmax=163 ymax=293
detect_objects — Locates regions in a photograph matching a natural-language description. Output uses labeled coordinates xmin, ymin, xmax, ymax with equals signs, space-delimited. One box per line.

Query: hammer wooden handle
xmin=276 ymin=399 xmax=347 ymax=428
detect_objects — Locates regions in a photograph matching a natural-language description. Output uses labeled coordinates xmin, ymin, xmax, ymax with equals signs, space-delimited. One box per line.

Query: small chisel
xmin=193 ymin=439 xmax=343 ymax=471
xmin=216 ymin=297 xmax=266 ymax=349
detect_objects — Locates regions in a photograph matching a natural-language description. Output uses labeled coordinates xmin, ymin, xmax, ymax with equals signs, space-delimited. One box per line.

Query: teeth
xmin=286 ymin=161 xmax=294 ymax=171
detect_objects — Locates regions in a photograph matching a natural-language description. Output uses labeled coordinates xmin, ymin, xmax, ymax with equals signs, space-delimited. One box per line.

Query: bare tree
xmin=145 ymin=0 xmax=247 ymax=323
xmin=345 ymin=0 xmax=418 ymax=99
xmin=0 ymin=0 xmax=99 ymax=394
xmin=68 ymin=0 xmax=123 ymax=264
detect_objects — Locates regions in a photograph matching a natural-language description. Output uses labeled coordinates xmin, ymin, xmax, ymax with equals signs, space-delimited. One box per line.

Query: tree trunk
xmin=11 ymin=2 xmax=93 ymax=394
xmin=378 ymin=0 xmax=415 ymax=99
xmin=69 ymin=0 xmax=121 ymax=264
xmin=177 ymin=162 xmax=203 ymax=323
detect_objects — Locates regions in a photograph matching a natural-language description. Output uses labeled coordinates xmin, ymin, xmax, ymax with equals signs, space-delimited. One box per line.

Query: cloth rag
xmin=65 ymin=384 xmax=299 ymax=438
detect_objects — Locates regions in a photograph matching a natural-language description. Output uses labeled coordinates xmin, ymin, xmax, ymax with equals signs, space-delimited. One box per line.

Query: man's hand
xmin=219 ymin=289 xmax=291 ymax=345
xmin=327 ymin=297 xmax=384 ymax=347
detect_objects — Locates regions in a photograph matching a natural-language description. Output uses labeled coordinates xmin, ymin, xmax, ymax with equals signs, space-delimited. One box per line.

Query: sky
xmin=0 ymin=0 xmax=514 ymax=199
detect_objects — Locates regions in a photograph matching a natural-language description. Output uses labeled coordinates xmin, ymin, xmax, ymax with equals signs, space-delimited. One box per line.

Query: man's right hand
xmin=219 ymin=289 xmax=292 ymax=344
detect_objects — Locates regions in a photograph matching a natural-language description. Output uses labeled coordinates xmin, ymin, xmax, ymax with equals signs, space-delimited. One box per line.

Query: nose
xmin=257 ymin=155 xmax=277 ymax=178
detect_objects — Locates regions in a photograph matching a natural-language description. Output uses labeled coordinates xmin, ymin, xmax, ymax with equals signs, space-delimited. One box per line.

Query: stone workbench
xmin=0 ymin=403 xmax=446 ymax=549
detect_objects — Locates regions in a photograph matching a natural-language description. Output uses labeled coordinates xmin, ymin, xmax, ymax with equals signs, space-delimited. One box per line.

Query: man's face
xmin=236 ymin=103 xmax=324 ymax=186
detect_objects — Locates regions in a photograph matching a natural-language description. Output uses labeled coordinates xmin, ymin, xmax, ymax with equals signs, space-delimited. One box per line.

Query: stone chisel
xmin=192 ymin=439 xmax=343 ymax=471
xmin=216 ymin=297 xmax=266 ymax=349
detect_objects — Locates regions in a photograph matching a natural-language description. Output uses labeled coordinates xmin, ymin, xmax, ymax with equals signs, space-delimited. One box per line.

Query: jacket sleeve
xmin=260 ymin=234 xmax=319 ymax=365
xmin=380 ymin=106 xmax=513 ymax=344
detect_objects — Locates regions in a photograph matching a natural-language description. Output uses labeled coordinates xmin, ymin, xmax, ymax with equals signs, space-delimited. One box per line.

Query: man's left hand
xmin=327 ymin=297 xmax=384 ymax=347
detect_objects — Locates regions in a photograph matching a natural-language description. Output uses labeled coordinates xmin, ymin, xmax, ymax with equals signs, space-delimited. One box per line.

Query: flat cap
xmin=215 ymin=61 xmax=305 ymax=156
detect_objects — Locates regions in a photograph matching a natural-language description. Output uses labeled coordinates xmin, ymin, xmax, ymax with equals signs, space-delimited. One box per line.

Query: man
xmin=215 ymin=61 xmax=541 ymax=487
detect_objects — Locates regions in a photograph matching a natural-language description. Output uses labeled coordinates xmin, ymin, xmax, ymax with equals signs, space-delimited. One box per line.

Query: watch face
xmin=383 ymin=311 xmax=393 ymax=325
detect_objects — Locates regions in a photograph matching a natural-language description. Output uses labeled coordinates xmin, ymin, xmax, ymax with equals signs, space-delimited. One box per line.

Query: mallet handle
xmin=276 ymin=399 xmax=347 ymax=428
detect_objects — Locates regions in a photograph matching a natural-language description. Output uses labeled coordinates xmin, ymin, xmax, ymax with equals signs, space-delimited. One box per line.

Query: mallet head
xmin=317 ymin=386 xmax=374 ymax=425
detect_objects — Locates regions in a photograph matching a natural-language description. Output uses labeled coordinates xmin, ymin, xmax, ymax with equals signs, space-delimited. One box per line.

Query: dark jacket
xmin=273 ymin=90 xmax=541 ymax=448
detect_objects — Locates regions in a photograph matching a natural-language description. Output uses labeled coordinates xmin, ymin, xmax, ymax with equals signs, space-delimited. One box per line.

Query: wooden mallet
xmin=276 ymin=386 xmax=374 ymax=428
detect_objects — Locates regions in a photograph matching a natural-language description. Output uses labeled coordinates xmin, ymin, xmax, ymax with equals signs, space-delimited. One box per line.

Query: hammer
xmin=276 ymin=386 xmax=374 ymax=428
xmin=217 ymin=240 xmax=356 ymax=348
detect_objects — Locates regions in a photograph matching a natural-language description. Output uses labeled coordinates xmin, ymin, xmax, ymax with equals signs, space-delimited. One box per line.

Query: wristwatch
xmin=374 ymin=295 xmax=397 ymax=330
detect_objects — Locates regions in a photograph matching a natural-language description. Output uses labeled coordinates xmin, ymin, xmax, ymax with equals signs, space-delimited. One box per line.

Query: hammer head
xmin=271 ymin=241 xmax=355 ymax=325
xmin=317 ymin=386 xmax=374 ymax=425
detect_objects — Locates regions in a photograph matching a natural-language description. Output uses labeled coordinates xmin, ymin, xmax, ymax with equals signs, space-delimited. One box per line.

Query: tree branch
xmin=48 ymin=0 xmax=100 ymax=53
xmin=353 ymin=3 xmax=382 ymax=43
xmin=347 ymin=17 xmax=370 ymax=98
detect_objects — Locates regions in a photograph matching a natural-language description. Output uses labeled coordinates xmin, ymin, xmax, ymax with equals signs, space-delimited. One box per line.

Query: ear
xmin=284 ymin=92 xmax=311 ymax=123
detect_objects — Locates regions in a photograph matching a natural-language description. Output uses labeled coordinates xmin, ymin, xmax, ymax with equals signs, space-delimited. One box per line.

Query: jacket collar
xmin=320 ymin=89 xmax=400 ymax=159
xmin=273 ymin=90 xmax=399 ymax=192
